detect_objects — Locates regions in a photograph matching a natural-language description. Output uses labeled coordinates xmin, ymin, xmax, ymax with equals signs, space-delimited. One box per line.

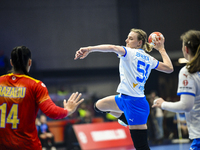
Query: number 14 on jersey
xmin=0 ymin=103 xmax=20 ymax=129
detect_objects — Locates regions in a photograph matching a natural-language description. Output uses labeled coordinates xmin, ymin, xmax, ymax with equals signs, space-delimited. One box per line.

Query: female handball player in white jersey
xmin=153 ymin=30 xmax=200 ymax=150
xmin=75 ymin=28 xmax=173 ymax=150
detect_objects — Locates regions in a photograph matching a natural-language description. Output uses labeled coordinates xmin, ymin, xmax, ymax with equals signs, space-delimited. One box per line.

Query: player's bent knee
xmin=94 ymin=102 xmax=110 ymax=114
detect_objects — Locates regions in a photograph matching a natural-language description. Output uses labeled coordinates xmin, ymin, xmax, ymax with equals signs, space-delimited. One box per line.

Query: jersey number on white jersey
xmin=136 ymin=60 xmax=150 ymax=83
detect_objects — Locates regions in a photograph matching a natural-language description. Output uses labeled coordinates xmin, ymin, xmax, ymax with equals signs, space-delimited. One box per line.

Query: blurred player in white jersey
xmin=75 ymin=28 xmax=173 ymax=150
xmin=153 ymin=30 xmax=200 ymax=150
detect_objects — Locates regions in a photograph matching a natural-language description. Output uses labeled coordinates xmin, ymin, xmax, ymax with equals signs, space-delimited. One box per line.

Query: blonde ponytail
xmin=130 ymin=28 xmax=153 ymax=52
xmin=144 ymin=42 xmax=154 ymax=52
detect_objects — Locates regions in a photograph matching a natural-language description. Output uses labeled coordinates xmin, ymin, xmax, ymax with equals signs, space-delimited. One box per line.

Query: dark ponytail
xmin=186 ymin=44 xmax=200 ymax=73
xmin=180 ymin=30 xmax=200 ymax=73
xmin=10 ymin=46 xmax=31 ymax=76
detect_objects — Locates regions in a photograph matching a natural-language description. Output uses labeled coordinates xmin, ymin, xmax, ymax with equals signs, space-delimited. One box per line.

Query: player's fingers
xmin=78 ymin=49 xmax=85 ymax=55
xmin=80 ymin=53 xmax=88 ymax=59
xmin=80 ymin=56 xmax=86 ymax=59
xmin=71 ymin=92 xmax=82 ymax=101
xmin=75 ymin=50 xmax=87 ymax=60
xmin=74 ymin=54 xmax=81 ymax=60
xmin=74 ymin=55 xmax=78 ymax=60
xmin=155 ymin=35 xmax=159 ymax=41
xmin=68 ymin=92 xmax=76 ymax=101
xmin=74 ymin=93 xmax=82 ymax=102
xmin=152 ymin=99 xmax=159 ymax=108
xmin=153 ymin=99 xmax=158 ymax=105
xmin=75 ymin=50 xmax=82 ymax=57
xmin=160 ymin=34 xmax=165 ymax=40
xmin=76 ymin=98 xmax=84 ymax=106
xmin=74 ymin=52 xmax=80 ymax=59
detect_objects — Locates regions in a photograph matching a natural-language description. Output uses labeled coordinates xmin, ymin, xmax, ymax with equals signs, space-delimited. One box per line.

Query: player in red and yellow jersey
xmin=0 ymin=46 xmax=84 ymax=150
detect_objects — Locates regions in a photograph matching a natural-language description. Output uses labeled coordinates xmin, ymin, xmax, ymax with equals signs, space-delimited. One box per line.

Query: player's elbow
xmin=184 ymin=107 xmax=193 ymax=112
xmin=161 ymin=68 xmax=174 ymax=74
xmin=164 ymin=65 xmax=174 ymax=74
xmin=183 ymin=105 xmax=193 ymax=112
xmin=167 ymin=67 xmax=174 ymax=74
xmin=110 ymin=45 xmax=125 ymax=55
xmin=157 ymin=63 xmax=174 ymax=74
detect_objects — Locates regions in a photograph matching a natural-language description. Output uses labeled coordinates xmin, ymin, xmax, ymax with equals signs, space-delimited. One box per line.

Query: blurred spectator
xmin=147 ymin=93 xmax=157 ymax=144
xmin=78 ymin=103 xmax=87 ymax=118
xmin=106 ymin=113 xmax=117 ymax=122
xmin=148 ymin=91 xmax=164 ymax=144
xmin=79 ymin=110 xmax=92 ymax=124
xmin=174 ymin=113 xmax=189 ymax=139
xmin=163 ymin=97 xmax=177 ymax=139
xmin=38 ymin=115 xmax=56 ymax=150
xmin=78 ymin=102 xmax=93 ymax=124
xmin=155 ymin=107 xmax=164 ymax=142
xmin=35 ymin=117 xmax=41 ymax=132
xmin=57 ymin=85 xmax=69 ymax=96
xmin=0 ymin=50 xmax=10 ymax=75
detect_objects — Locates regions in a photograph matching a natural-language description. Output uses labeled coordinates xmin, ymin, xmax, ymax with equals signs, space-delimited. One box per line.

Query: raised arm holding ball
xmin=75 ymin=28 xmax=173 ymax=150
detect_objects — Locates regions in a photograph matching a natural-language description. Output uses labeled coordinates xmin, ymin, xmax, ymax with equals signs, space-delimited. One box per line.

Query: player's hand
xmin=154 ymin=35 xmax=165 ymax=52
xmin=63 ymin=92 xmax=84 ymax=116
xmin=74 ymin=47 xmax=90 ymax=60
xmin=152 ymin=98 xmax=165 ymax=108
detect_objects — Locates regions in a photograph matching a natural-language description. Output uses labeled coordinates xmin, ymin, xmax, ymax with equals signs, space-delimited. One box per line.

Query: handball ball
xmin=148 ymin=32 xmax=164 ymax=46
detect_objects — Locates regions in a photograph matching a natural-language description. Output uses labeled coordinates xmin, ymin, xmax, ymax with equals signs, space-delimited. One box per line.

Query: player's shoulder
xmin=0 ymin=73 xmax=14 ymax=82
xmin=17 ymin=74 xmax=41 ymax=83
xmin=180 ymin=66 xmax=187 ymax=71
xmin=0 ymin=73 xmax=10 ymax=78
xmin=21 ymin=75 xmax=48 ymax=90
xmin=179 ymin=66 xmax=189 ymax=75
xmin=6 ymin=73 xmax=42 ymax=84
xmin=125 ymin=47 xmax=145 ymax=56
xmin=179 ymin=66 xmax=195 ymax=79
xmin=123 ymin=47 xmax=137 ymax=52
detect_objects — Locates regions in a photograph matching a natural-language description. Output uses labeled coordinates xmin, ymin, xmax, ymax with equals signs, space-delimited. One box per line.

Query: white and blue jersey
xmin=177 ymin=66 xmax=200 ymax=140
xmin=115 ymin=47 xmax=159 ymax=125
xmin=117 ymin=47 xmax=159 ymax=97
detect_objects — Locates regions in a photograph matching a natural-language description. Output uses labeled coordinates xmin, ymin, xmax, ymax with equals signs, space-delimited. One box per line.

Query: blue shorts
xmin=190 ymin=138 xmax=200 ymax=150
xmin=115 ymin=94 xmax=150 ymax=125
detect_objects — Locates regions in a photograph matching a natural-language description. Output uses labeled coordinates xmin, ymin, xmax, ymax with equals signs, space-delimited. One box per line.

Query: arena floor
xmin=56 ymin=142 xmax=191 ymax=150
xmin=101 ymin=143 xmax=191 ymax=150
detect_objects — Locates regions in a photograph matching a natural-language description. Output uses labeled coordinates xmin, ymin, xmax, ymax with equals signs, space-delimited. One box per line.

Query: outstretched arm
xmin=154 ymin=35 xmax=174 ymax=73
xmin=39 ymin=92 xmax=84 ymax=119
xmin=74 ymin=44 xmax=125 ymax=60
xmin=152 ymin=94 xmax=194 ymax=113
